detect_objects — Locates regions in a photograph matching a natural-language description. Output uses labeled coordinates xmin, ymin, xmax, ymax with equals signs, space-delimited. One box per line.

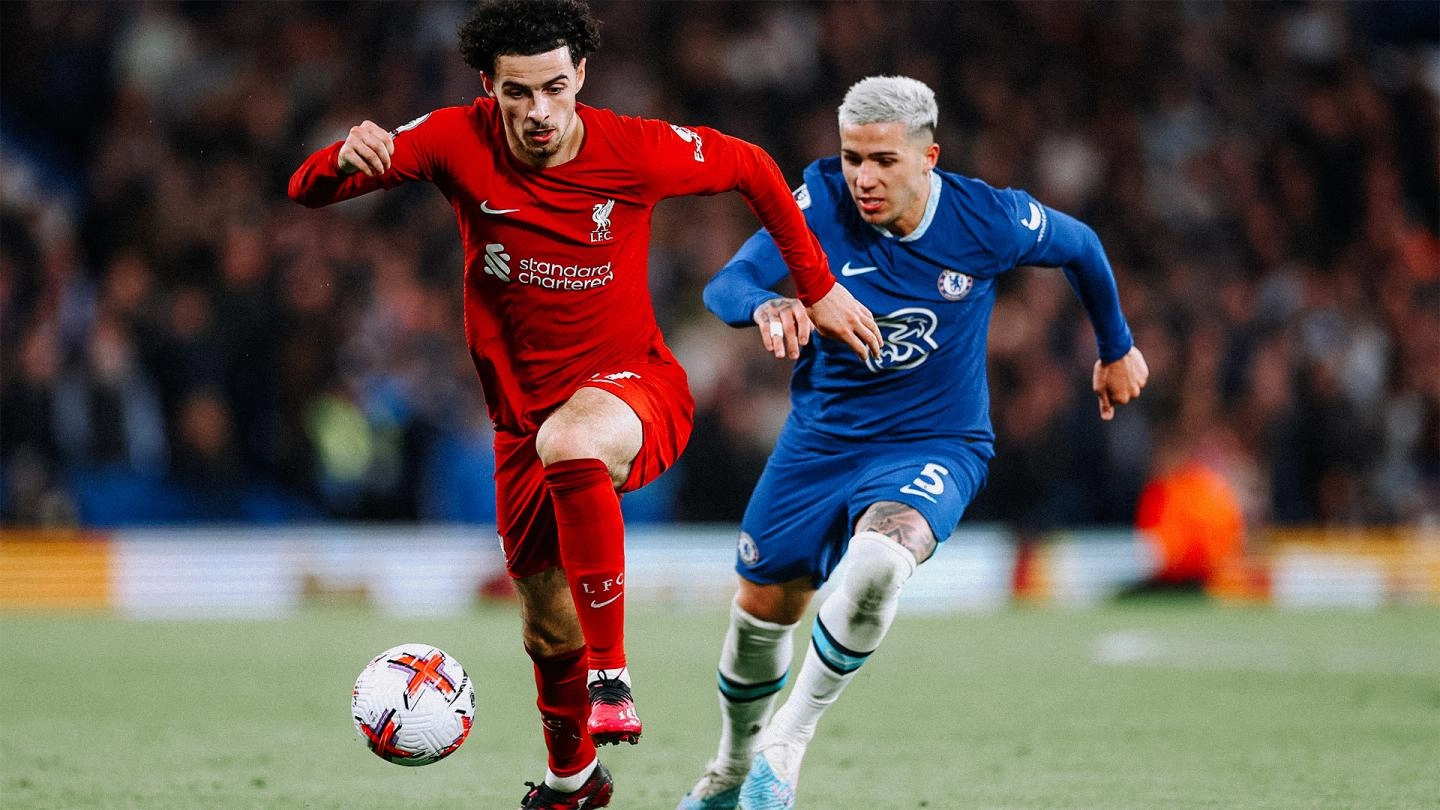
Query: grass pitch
xmin=2 ymin=602 xmax=1436 ymax=809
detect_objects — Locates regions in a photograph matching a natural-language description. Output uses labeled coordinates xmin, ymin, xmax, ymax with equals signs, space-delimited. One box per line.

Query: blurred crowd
xmin=2 ymin=1 xmax=1436 ymax=530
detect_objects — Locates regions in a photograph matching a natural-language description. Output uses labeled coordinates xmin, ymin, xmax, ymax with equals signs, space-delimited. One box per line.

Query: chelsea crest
xmin=937 ymin=269 xmax=974 ymax=301
xmin=737 ymin=532 xmax=760 ymax=566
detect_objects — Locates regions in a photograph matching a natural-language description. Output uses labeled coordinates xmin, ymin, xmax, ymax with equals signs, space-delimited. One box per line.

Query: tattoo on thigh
xmin=855 ymin=501 xmax=937 ymax=563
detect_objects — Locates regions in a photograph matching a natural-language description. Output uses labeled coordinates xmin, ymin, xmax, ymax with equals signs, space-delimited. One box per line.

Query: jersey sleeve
xmin=702 ymin=229 xmax=792 ymax=328
xmin=974 ymin=186 xmax=1053 ymax=271
xmin=983 ymin=187 xmax=1134 ymax=363
xmin=633 ymin=120 xmax=835 ymax=306
xmin=287 ymin=110 xmax=450 ymax=208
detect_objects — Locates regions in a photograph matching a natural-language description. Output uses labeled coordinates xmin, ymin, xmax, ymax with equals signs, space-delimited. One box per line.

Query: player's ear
xmin=924 ymin=142 xmax=940 ymax=170
xmin=481 ymin=72 xmax=494 ymax=97
xmin=574 ymin=58 xmax=586 ymax=93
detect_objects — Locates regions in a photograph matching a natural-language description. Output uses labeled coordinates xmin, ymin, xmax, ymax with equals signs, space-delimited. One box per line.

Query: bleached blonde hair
xmin=837 ymin=76 xmax=938 ymax=139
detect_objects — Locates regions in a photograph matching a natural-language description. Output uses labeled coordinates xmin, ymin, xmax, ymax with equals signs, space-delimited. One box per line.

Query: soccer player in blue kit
xmin=677 ymin=76 xmax=1149 ymax=810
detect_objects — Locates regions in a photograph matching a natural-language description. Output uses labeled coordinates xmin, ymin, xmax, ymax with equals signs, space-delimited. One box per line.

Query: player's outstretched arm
xmin=806 ymin=284 xmax=882 ymax=362
xmin=1092 ymin=346 xmax=1148 ymax=420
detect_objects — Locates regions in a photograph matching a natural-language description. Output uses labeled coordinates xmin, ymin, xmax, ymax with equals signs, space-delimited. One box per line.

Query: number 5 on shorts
xmin=899 ymin=462 xmax=951 ymax=504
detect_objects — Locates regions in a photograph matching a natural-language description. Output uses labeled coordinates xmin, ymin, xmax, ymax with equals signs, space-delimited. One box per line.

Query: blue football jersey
xmin=704 ymin=157 xmax=1133 ymax=449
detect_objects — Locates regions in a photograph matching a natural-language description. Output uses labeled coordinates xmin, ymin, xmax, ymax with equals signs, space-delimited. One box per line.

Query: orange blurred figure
xmin=1135 ymin=459 xmax=1246 ymax=587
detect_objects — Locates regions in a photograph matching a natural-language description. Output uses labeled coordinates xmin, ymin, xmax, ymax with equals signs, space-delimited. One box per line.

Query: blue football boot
xmin=737 ymin=745 xmax=800 ymax=810
xmin=677 ymin=759 xmax=746 ymax=810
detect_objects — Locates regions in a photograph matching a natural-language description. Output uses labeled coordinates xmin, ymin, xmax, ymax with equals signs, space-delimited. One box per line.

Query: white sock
xmin=764 ymin=532 xmax=915 ymax=769
xmin=714 ymin=596 xmax=797 ymax=771
xmin=545 ymin=757 xmax=597 ymax=792
xmin=587 ymin=666 xmax=630 ymax=688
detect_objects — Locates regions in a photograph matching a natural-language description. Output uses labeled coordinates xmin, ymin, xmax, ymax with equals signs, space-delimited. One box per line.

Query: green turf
xmin=2 ymin=603 xmax=1436 ymax=809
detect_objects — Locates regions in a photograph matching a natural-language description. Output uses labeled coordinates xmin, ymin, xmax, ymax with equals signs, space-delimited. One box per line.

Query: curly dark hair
xmin=458 ymin=0 xmax=602 ymax=76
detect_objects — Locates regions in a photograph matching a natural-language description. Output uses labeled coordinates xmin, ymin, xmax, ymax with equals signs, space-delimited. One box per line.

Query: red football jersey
xmin=289 ymin=98 xmax=833 ymax=433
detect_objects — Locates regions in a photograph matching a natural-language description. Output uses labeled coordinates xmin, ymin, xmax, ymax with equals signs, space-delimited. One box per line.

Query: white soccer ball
xmin=352 ymin=643 xmax=475 ymax=766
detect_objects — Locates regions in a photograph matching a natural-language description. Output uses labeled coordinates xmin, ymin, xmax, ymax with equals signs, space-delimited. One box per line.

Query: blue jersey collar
xmin=871 ymin=170 xmax=942 ymax=242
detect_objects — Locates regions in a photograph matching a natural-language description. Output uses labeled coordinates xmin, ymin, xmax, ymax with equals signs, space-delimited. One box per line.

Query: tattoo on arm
xmin=755 ymin=298 xmax=797 ymax=320
xmin=855 ymin=501 xmax=937 ymax=564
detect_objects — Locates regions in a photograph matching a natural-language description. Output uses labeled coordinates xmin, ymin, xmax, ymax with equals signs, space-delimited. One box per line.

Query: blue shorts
xmin=735 ymin=428 xmax=991 ymax=587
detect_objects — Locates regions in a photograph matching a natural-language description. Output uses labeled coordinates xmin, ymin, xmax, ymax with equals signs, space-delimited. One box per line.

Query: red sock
xmin=530 ymin=646 xmax=595 ymax=777
xmin=544 ymin=458 xmax=627 ymax=672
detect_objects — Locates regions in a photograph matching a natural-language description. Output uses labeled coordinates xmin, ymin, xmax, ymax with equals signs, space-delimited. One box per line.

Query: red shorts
xmin=494 ymin=361 xmax=694 ymax=578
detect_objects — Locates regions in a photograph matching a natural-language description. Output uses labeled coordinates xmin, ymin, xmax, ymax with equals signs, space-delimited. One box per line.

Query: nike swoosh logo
xmin=1020 ymin=202 xmax=1043 ymax=230
xmin=590 ymin=593 xmax=622 ymax=608
xmin=840 ymin=261 xmax=879 ymax=277
xmin=480 ymin=200 xmax=520 ymax=215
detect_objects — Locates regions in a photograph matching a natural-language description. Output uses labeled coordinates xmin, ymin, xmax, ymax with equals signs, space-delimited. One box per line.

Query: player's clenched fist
xmin=337 ymin=120 xmax=395 ymax=177
xmin=1092 ymin=346 xmax=1149 ymax=421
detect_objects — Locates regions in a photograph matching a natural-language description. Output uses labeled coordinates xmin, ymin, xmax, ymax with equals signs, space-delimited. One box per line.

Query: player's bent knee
xmin=843 ymin=531 xmax=918 ymax=606
xmin=536 ymin=389 xmax=643 ymax=469
xmin=534 ymin=420 xmax=634 ymax=481
xmin=535 ymin=420 xmax=596 ymax=465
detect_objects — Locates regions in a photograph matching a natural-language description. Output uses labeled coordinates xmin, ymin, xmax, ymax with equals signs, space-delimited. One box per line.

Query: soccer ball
xmin=352 ymin=643 xmax=475 ymax=766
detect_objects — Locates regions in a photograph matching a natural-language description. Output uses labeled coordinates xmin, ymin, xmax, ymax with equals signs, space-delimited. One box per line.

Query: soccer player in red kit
xmin=288 ymin=1 xmax=881 ymax=807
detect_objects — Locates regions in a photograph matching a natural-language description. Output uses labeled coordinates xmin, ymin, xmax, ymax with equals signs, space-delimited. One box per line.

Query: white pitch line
xmin=1092 ymin=630 xmax=1440 ymax=677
